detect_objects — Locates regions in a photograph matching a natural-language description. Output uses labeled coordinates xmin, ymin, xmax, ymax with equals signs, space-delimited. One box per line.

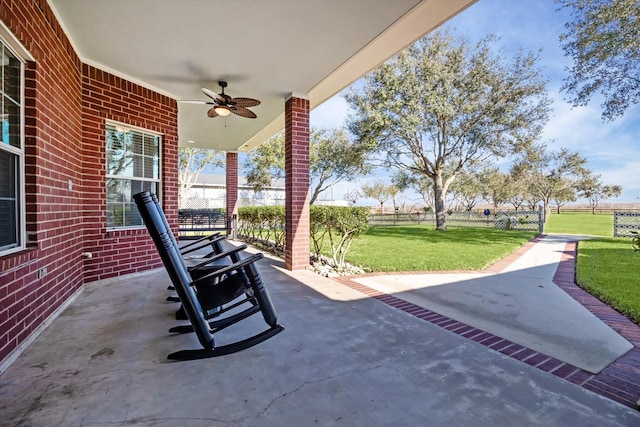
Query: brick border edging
xmin=332 ymin=236 xmax=640 ymax=409
xmin=552 ymin=241 xmax=640 ymax=409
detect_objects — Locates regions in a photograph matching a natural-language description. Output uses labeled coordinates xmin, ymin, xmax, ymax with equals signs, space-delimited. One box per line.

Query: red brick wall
xmin=0 ymin=0 xmax=178 ymax=366
xmin=0 ymin=0 xmax=84 ymax=365
xmin=284 ymin=96 xmax=310 ymax=270
xmin=81 ymin=64 xmax=178 ymax=282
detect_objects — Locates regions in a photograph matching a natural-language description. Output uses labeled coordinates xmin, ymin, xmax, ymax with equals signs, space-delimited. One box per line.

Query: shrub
xmin=238 ymin=205 xmax=369 ymax=271
xmin=310 ymin=206 xmax=370 ymax=272
xmin=238 ymin=206 xmax=285 ymax=249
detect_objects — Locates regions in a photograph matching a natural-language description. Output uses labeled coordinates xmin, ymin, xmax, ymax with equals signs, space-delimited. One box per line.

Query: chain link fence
xmin=180 ymin=197 xmax=285 ymax=210
xmin=370 ymin=208 xmax=543 ymax=232
xmin=614 ymin=211 xmax=640 ymax=237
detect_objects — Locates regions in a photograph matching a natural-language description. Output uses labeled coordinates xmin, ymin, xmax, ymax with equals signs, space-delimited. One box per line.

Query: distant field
xmin=544 ymin=212 xmax=613 ymax=237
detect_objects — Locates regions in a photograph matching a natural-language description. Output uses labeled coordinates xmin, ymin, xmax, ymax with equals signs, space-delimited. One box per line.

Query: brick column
xmin=226 ymin=151 xmax=239 ymax=239
xmin=285 ymin=95 xmax=310 ymax=270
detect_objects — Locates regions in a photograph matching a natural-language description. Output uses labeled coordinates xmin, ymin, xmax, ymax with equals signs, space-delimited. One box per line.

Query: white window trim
xmin=0 ymin=25 xmax=29 ymax=257
xmin=0 ymin=21 xmax=35 ymax=62
xmin=105 ymin=120 xmax=162 ymax=230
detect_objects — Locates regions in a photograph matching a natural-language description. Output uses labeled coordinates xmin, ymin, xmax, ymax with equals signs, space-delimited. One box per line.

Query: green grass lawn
xmin=544 ymin=213 xmax=639 ymax=324
xmin=341 ymin=226 xmax=537 ymax=272
xmin=576 ymin=238 xmax=640 ymax=324
xmin=545 ymin=212 xmax=613 ymax=236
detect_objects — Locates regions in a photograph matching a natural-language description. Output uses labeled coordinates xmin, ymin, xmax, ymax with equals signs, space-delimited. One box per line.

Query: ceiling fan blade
xmin=207 ymin=107 xmax=219 ymax=118
xmin=178 ymin=100 xmax=212 ymax=105
xmin=202 ymin=87 xmax=224 ymax=102
xmin=232 ymin=97 xmax=261 ymax=108
xmin=231 ymin=106 xmax=257 ymax=119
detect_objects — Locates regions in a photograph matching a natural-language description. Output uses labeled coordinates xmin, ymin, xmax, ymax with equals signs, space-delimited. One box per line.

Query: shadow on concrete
xmin=0 ymin=253 xmax=638 ymax=426
xmin=352 ymin=261 xmax=633 ymax=374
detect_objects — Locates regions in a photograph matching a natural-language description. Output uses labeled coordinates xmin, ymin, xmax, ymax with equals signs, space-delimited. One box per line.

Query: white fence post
xmin=538 ymin=205 xmax=544 ymax=234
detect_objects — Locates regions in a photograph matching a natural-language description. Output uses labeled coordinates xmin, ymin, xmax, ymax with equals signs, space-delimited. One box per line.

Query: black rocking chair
xmin=134 ymin=191 xmax=283 ymax=360
xmin=149 ymin=194 xmax=240 ymax=310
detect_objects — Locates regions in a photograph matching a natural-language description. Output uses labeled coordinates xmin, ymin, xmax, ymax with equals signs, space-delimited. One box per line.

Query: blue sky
xmin=310 ymin=0 xmax=640 ymax=205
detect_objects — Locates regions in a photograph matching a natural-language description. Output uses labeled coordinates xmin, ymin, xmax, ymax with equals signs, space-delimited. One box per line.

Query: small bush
xmin=238 ymin=205 xmax=369 ymax=272
xmin=310 ymin=206 xmax=370 ymax=272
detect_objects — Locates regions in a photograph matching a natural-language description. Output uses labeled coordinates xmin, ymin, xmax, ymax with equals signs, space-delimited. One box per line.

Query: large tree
xmin=551 ymin=181 xmax=577 ymax=214
xmin=512 ymin=144 xmax=588 ymax=222
xmin=244 ymin=128 xmax=370 ymax=205
xmin=346 ymin=29 xmax=551 ymax=230
xmin=391 ymin=170 xmax=439 ymax=212
xmin=505 ymin=169 xmax=531 ymax=212
xmin=480 ymin=167 xmax=510 ymax=212
xmin=576 ymin=173 xmax=623 ymax=213
xmin=557 ymin=0 xmax=640 ymax=121
xmin=361 ymin=180 xmax=396 ymax=213
xmin=178 ymin=147 xmax=225 ymax=207
xmin=449 ymin=169 xmax=485 ymax=211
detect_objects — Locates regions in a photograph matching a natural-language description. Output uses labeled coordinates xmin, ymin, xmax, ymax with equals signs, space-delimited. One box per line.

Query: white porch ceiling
xmin=49 ymin=0 xmax=476 ymax=152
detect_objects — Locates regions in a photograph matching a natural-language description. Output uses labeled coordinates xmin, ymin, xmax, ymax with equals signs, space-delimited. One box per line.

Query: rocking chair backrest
xmin=133 ymin=191 xmax=215 ymax=350
xmin=150 ymin=193 xmax=184 ymax=256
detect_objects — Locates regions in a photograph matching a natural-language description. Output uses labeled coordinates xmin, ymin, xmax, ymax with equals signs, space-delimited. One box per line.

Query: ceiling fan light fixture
xmin=214 ymin=106 xmax=231 ymax=117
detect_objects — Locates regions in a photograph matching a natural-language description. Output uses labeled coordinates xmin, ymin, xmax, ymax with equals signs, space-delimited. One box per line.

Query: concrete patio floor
xmin=1 ymin=237 xmax=640 ymax=426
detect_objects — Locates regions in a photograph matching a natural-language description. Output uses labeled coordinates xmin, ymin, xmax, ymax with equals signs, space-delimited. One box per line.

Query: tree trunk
xmin=433 ymin=175 xmax=447 ymax=231
xmin=543 ymin=204 xmax=550 ymax=223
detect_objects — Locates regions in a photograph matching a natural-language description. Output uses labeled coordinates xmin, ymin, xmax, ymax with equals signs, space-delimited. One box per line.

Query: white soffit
xmin=48 ymin=0 xmax=476 ymax=152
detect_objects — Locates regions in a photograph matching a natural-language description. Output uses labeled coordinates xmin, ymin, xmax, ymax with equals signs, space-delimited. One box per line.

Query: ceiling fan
xmin=180 ymin=81 xmax=260 ymax=119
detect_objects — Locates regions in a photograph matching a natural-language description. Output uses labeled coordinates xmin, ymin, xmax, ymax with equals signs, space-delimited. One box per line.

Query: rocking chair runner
xmin=134 ymin=191 xmax=283 ymax=360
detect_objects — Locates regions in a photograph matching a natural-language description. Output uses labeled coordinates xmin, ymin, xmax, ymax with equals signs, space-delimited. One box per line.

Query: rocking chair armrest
xmin=179 ymin=233 xmax=222 ymax=253
xmin=180 ymin=235 xmax=226 ymax=256
xmin=188 ymin=245 xmax=248 ymax=271
xmin=191 ymin=253 xmax=264 ymax=286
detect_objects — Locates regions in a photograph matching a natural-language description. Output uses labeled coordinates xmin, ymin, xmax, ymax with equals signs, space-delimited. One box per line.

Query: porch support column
xmin=285 ymin=94 xmax=310 ymax=270
xmin=226 ymin=151 xmax=239 ymax=239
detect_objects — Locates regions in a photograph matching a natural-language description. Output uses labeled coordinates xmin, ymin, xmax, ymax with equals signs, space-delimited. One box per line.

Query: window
xmin=105 ymin=123 xmax=161 ymax=228
xmin=0 ymin=38 xmax=25 ymax=255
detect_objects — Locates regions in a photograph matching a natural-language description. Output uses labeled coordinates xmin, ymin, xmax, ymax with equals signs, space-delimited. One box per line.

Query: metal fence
xmin=554 ymin=208 xmax=640 ymax=215
xmin=177 ymin=209 xmax=228 ymax=238
xmin=370 ymin=208 xmax=543 ymax=232
xmin=180 ymin=197 xmax=286 ymax=210
xmin=614 ymin=211 xmax=640 ymax=237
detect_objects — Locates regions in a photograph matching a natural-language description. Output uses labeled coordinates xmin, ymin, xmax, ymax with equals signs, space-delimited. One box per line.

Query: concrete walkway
xmin=348 ymin=234 xmax=633 ymax=373
xmin=0 ymin=237 xmax=639 ymax=425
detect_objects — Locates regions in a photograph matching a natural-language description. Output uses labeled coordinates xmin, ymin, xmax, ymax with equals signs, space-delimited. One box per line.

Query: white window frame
xmin=105 ymin=121 xmax=162 ymax=230
xmin=0 ymin=21 xmax=34 ymax=257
